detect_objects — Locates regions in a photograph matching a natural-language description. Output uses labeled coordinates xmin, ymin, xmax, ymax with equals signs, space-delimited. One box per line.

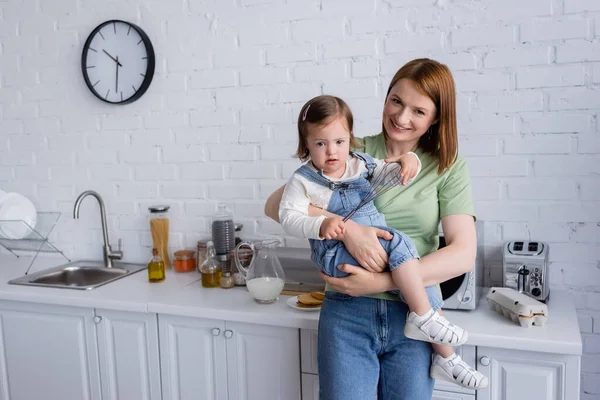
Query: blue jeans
xmin=318 ymin=292 xmax=435 ymax=400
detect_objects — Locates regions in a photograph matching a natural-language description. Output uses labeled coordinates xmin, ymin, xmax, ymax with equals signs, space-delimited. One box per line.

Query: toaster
xmin=502 ymin=241 xmax=550 ymax=302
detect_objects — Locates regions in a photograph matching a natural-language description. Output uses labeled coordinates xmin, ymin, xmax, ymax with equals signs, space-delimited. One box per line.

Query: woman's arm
xmin=419 ymin=214 xmax=477 ymax=287
xmin=264 ymin=185 xmax=285 ymax=222
xmin=321 ymin=267 xmax=396 ymax=297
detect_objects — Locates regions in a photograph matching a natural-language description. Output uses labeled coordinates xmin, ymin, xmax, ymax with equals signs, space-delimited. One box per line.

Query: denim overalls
xmin=295 ymin=152 xmax=443 ymax=309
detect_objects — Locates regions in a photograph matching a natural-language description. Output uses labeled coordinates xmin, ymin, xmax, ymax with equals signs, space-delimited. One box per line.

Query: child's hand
xmin=397 ymin=153 xmax=419 ymax=185
xmin=320 ymin=216 xmax=345 ymax=240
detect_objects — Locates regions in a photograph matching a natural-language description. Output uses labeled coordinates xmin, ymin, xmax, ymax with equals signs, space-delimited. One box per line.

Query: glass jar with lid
xmin=173 ymin=249 xmax=196 ymax=273
xmin=148 ymin=205 xmax=171 ymax=269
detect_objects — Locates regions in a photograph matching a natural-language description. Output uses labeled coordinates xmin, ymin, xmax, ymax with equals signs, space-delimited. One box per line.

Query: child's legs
xmin=311 ymin=239 xmax=359 ymax=278
xmin=380 ymin=227 xmax=444 ymax=313
xmin=391 ymin=259 xmax=431 ymax=315
xmin=432 ymin=342 xmax=455 ymax=358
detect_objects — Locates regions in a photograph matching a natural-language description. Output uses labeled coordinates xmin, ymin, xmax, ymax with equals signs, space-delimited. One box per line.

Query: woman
xmin=265 ymin=58 xmax=477 ymax=400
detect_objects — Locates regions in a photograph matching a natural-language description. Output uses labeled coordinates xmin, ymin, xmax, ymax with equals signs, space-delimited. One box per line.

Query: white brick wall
xmin=0 ymin=1 xmax=599 ymax=396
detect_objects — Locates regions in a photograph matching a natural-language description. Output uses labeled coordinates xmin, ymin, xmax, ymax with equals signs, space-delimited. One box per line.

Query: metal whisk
xmin=342 ymin=162 xmax=403 ymax=222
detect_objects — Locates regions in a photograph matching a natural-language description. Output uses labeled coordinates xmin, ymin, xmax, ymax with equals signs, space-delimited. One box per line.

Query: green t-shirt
xmin=343 ymin=133 xmax=476 ymax=300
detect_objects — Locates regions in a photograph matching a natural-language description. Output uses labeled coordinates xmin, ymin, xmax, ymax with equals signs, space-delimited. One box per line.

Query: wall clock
xmin=81 ymin=20 xmax=155 ymax=104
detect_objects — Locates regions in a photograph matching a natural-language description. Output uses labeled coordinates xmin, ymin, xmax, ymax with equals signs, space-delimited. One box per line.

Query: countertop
xmin=0 ymin=256 xmax=582 ymax=356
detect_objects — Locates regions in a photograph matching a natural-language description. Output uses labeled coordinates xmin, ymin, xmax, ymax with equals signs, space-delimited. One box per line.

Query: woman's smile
xmin=389 ymin=119 xmax=412 ymax=132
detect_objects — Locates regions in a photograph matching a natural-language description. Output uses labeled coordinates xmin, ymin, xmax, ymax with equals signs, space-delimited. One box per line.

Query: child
xmin=279 ymin=95 xmax=488 ymax=390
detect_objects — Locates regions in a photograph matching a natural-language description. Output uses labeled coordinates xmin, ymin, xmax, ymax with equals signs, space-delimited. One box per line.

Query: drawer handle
xmin=224 ymin=330 xmax=233 ymax=339
xmin=212 ymin=328 xmax=221 ymax=336
xmin=479 ymin=356 xmax=490 ymax=366
xmin=94 ymin=316 xmax=102 ymax=324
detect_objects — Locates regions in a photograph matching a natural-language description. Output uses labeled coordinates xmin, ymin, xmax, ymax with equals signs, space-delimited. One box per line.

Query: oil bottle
xmin=148 ymin=248 xmax=166 ymax=282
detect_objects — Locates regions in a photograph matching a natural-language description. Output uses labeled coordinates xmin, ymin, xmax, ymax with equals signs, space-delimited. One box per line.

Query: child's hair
xmin=294 ymin=95 xmax=360 ymax=162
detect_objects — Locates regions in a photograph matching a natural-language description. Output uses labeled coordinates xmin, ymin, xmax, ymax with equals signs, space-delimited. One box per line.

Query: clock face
xmin=81 ymin=20 xmax=155 ymax=104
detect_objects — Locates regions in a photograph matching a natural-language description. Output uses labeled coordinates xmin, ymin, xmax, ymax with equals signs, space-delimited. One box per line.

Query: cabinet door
xmin=477 ymin=347 xmax=581 ymax=400
xmin=96 ymin=309 xmax=161 ymax=400
xmin=159 ymin=315 xmax=228 ymax=400
xmin=225 ymin=321 xmax=301 ymax=400
xmin=0 ymin=300 xmax=101 ymax=400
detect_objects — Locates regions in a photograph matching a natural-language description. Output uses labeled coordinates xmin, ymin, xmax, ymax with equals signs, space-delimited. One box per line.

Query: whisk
xmin=342 ymin=162 xmax=403 ymax=222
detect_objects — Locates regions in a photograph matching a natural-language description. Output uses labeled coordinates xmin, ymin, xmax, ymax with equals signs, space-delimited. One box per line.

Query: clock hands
xmin=115 ymin=56 xmax=120 ymax=94
xmin=102 ymin=49 xmax=122 ymax=67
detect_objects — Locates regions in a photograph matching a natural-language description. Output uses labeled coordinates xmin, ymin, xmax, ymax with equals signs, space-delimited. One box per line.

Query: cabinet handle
xmin=212 ymin=328 xmax=221 ymax=336
xmin=479 ymin=356 xmax=490 ymax=366
xmin=94 ymin=316 xmax=102 ymax=324
xmin=224 ymin=330 xmax=233 ymax=339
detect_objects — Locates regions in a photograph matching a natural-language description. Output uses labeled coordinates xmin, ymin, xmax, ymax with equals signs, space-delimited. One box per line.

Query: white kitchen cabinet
xmin=225 ymin=321 xmax=301 ymax=400
xmin=476 ymin=347 xmax=581 ymax=400
xmin=159 ymin=315 xmax=301 ymax=400
xmin=0 ymin=300 xmax=102 ymax=400
xmin=95 ymin=309 xmax=161 ymax=400
xmin=159 ymin=315 xmax=228 ymax=400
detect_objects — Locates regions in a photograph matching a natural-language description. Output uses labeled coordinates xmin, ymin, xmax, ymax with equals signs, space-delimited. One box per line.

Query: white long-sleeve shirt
xmin=279 ymin=153 xmax=420 ymax=240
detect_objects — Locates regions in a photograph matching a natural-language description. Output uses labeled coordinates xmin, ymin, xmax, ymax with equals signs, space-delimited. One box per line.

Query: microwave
xmin=439 ymin=220 xmax=484 ymax=311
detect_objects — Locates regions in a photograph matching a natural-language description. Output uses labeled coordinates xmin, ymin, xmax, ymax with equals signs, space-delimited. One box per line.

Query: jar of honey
xmin=173 ymin=250 xmax=196 ymax=273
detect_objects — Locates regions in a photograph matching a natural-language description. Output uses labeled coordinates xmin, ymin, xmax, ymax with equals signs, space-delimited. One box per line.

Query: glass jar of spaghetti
xmin=173 ymin=249 xmax=196 ymax=272
xmin=148 ymin=205 xmax=171 ymax=269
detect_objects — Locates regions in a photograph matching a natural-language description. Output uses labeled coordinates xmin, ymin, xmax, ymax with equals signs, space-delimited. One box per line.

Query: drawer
xmin=301 ymin=373 xmax=319 ymax=400
xmin=432 ymin=390 xmax=475 ymax=400
xmin=300 ymin=329 xmax=319 ymax=374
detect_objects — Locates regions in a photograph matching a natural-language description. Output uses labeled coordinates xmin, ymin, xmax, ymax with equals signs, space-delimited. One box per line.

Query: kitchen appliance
xmin=439 ymin=220 xmax=485 ymax=311
xmin=502 ymin=241 xmax=550 ymax=302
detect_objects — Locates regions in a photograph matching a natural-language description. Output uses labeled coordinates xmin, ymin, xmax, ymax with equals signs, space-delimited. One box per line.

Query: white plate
xmin=0 ymin=193 xmax=37 ymax=239
xmin=286 ymin=296 xmax=321 ymax=312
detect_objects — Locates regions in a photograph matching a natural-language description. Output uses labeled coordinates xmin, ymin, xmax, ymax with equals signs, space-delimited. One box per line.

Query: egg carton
xmin=486 ymin=287 xmax=548 ymax=328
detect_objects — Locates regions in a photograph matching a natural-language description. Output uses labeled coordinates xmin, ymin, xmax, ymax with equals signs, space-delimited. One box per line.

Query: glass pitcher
xmin=233 ymin=239 xmax=285 ymax=304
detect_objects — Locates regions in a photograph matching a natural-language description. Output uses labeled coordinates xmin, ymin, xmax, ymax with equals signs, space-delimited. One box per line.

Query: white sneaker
xmin=404 ymin=309 xmax=468 ymax=346
xmin=430 ymin=353 xmax=489 ymax=390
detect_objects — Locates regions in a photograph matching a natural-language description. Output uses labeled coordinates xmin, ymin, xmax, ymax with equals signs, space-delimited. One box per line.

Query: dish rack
xmin=0 ymin=212 xmax=70 ymax=274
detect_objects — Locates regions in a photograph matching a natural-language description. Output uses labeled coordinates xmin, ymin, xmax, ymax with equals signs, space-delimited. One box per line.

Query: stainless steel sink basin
xmin=8 ymin=260 xmax=147 ymax=290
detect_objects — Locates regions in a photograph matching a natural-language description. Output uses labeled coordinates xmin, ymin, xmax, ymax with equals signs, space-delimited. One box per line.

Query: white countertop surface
xmin=0 ymin=256 xmax=582 ymax=356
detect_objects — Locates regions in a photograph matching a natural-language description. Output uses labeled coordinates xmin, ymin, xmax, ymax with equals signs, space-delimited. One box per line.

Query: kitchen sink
xmin=8 ymin=260 xmax=147 ymax=290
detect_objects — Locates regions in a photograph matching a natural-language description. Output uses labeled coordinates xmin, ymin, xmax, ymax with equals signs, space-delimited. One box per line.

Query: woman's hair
xmin=384 ymin=58 xmax=458 ymax=173
xmin=295 ymin=95 xmax=360 ymax=162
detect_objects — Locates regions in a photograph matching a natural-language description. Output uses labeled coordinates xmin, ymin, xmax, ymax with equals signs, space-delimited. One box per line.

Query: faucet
xmin=73 ymin=190 xmax=123 ymax=268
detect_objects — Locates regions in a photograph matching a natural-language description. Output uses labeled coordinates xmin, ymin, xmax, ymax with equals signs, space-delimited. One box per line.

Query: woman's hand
xmin=341 ymin=220 xmax=392 ymax=272
xmin=321 ymin=265 xmax=393 ymax=297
